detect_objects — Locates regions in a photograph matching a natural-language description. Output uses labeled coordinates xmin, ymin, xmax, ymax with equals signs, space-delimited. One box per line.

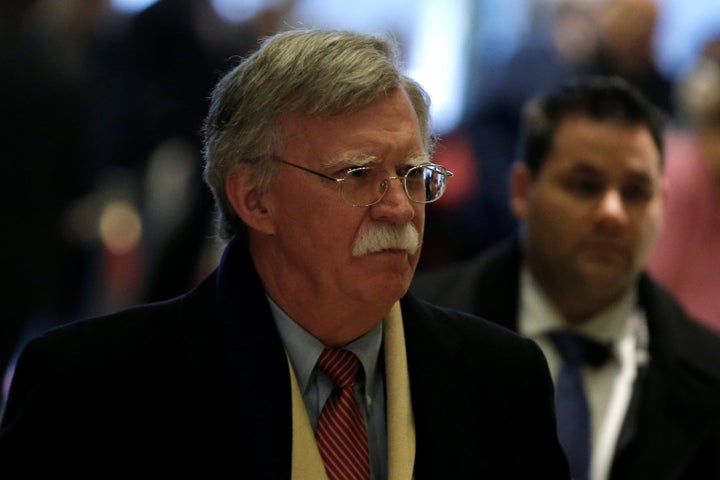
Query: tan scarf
xmin=288 ymin=301 xmax=416 ymax=479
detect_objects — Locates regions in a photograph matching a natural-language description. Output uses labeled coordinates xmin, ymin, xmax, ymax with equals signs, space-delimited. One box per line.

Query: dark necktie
xmin=548 ymin=330 xmax=611 ymax=480
xmin=315 ymin=348 xmax=370 ymax=480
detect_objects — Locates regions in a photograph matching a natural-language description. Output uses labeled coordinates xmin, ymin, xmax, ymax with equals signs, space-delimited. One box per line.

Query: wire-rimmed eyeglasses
xmin=278 ymin=159 xmax=454 ymax=207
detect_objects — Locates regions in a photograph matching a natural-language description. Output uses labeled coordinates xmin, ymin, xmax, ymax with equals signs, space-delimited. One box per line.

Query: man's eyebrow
xmin=408 ymin=154 xmax=431 ymax=166
xmin=322 ymin=153 xmax=429 ymax=170
xmin=624 ymin=170 xmax=656 ymax=185
xmin=564 ymin=162 xmax=602 ymax=176
xmin=566 ymin=162 xmax=656 ymax=184
xmin=324 ymin=154 xmax=379 ymax=169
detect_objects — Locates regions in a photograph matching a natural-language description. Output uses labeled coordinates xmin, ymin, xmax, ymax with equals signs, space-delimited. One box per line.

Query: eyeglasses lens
xmin=341 ymin=165 xmax=448 ymax=206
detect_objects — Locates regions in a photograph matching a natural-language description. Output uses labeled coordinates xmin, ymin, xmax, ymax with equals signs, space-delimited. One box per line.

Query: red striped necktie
xmin=315 ymin=348 xmax=370 ymax=480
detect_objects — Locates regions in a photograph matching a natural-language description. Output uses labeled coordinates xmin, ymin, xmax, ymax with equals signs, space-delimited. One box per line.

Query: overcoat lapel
xmin=217 ymin=237 xmax=293 ymax=479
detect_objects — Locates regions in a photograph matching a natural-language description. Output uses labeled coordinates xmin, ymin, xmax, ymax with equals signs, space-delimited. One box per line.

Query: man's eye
xmin=344 ymin=167 xmax=373 ymax=179
xmin=404 ymin=166 xmax=423 ymax=178
xmin=622 ymin=185 xmax=653 ymax=203
xmin=565 ymin=179 xmax=602 ymax=197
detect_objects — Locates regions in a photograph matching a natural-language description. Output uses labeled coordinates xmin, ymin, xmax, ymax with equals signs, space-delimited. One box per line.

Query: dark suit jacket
xmin=0 ymin=237 xmax=569 ymax=479
xmin=411 ymin=237 xmax=720 ymax=480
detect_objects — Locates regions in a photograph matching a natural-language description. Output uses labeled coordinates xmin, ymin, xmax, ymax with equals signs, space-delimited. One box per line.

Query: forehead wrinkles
xmin=281 ymin=99 xmax=429 ymax=167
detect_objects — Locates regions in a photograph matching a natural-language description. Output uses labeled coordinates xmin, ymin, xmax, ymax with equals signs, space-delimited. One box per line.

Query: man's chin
xmin=581 ymin=264 xmax=632 ymax=289
xmin=365 ymin=273 xmax=413 ymax=301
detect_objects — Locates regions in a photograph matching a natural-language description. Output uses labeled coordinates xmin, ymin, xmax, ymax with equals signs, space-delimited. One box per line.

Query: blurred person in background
xmin=0 ymin=0 xmax=110 ymax=410
xmin=589 ymin=0 xmax=675 ymax=117
xmin=648 ymin=35 xmax=720 ymax=334
xmin=93 ymin=0 xmax=295 ymax=311
xmin=421 ymin=0 xmax=677 ymax=272
xmin=424 ymin=0 xmax=603 ymax=267
xmin=413 ymin=76 xmax=720 ymax=480
xmin=0 ymin=28 xmax=570 ymax=478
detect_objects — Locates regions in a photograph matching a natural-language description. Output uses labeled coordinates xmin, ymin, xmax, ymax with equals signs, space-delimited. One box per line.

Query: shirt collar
xmin=267 ymin=295 xmax=383 ymax=397
xmin=519 ymin=265 xmax=637 ymax=345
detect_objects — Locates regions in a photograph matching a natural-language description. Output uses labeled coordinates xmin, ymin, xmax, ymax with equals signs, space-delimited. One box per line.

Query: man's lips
xmin=583 ymin=239 xmax=627 ymax=257
xmin=367 ymin=248 xmax=408 ymax=255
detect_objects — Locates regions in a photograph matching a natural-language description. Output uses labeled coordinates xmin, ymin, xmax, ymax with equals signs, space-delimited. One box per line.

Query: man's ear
xmin=225 ymin=166 xmax=276 ymax=235
xmin=510 ymin=162 xmax=531 ymax=221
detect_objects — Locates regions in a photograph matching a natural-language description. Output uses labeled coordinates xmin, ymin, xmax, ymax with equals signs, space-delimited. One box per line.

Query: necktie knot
xmin=317 ymin=348 xmax=361 ymax=390
xmin=548 ymin=330 xmax=611 ymax=368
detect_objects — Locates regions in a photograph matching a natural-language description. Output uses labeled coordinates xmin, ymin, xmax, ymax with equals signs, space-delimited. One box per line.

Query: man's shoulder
xmin=410 ymin=238 xmax=521 ymax=314
xmin=641 ymin=274 xmax=720 ymax=380
xmin=401 ymin=291 xmax=528 ymax=354
xmin=24 ymin=273 xmax=218 ymax=365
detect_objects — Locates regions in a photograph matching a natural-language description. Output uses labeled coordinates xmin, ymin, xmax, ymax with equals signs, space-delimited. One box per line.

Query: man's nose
xmin=371 ymin=177 xmax=416 ymax=220
xmin=382 ymin=176 xmax=413 ymax=203
xmin=595 ymin=189 xmax=628 ymax=225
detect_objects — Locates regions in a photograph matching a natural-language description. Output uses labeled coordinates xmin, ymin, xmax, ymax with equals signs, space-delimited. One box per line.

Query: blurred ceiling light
xmin=110 ymin=0 xmax=156 ymax=14
xmin=210 ymin=0 xmax=286 ymax=23
xmin=99 ymin=201 xmax=143 ymax=255
xmin=111 ymin=0 xmax=284 ymax=21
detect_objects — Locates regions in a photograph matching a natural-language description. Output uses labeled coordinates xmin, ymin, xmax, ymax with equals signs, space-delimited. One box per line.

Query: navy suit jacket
xmin=411 ymin=237 xmax=720 ymax=480
xmin=0 ymin=237 xmax=569 ymax=478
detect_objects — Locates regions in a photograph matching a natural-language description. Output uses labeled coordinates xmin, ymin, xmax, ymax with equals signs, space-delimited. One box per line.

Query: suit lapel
xmin=401 ymin=294 xmax=503 ymax=477
xmin=217 ymin=237 xmax=293 ymax=478
xmin=610 ymin=359 xmax=720 ymax=479
xmin=610 ymin=275 xmax=720 ymax=479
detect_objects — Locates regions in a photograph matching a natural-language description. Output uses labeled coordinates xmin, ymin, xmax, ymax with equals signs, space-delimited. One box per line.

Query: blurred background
xmin=3 ymin=0 xmax=720 ymax=402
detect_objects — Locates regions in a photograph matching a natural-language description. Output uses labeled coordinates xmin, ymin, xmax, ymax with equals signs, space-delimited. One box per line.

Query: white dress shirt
xmin=518 ymin=267 xmax=650 ymax=480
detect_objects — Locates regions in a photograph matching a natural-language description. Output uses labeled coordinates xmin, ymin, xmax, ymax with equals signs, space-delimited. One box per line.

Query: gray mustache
xmin=352 ymin=224 xmax=420 ymax=257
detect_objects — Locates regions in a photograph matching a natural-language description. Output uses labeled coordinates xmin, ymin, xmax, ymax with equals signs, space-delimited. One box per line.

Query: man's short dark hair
xmin=519 ymin=75 xmax=667 ymax=175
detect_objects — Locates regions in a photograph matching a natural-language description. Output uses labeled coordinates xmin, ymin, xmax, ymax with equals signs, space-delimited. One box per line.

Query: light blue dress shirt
xmin=268 ymin=296 xmax=387 ymax=480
